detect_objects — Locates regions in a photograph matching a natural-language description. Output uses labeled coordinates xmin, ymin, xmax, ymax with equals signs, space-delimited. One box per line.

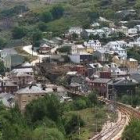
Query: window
xmin=22 ymin=100 xmax=27 ymax=102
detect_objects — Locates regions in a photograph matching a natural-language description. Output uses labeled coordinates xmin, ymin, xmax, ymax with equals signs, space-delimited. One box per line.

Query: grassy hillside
xmin=0 ymin=0 xmax=139 ymax=47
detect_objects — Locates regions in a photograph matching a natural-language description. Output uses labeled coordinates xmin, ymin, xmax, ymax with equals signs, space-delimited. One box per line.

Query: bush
xmin=88 ymin=91 xmax=98 ymax=105
xmin=57 ymin=46 xmax=71 ymax=54
xmin=63 ymin=113 xmax=85 ymax=135
xmin=12 ymin=26 xmax=28 ymax=39
xmin=74 ymin=99 xmax=87 ymax=110
xmin=122 ymin=119 xmax=140 ymax=140
xmin=37 ymin=22 xmax=48 ymax=32
xmin=51 ymin=5 xmax=64 ymax=19
xmin=0 ymin=61 xmax=5 ymax=74
xmin=41 ymin=12 xmax=53 ymax=23
xmin=0 ymin=38 xmax=7 ymax=49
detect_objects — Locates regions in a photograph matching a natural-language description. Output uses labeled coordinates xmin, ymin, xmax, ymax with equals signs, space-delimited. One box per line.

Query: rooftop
xmin=16 ymin=85 xmax=47 ymax=94
xmin=22 ymin=62 xmax=32 ymax=67
xmin=1 ymin=48 xmax=17 ymax=55
xmin=93 ymin=78 xmax=111 ymax=84
xmin=11 ymin=68 xmax=33 ymax=74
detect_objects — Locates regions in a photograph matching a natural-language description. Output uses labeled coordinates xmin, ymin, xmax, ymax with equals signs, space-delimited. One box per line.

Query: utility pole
xmin=95 ymin=105 xmax=98 ymax=133
xmin=78 ymin=111 xmax=80 ymax=139
xmin=108 ymin=76 xmax=117 ymax=113
xmin=131 ymin=90 xmax=133 ymax=106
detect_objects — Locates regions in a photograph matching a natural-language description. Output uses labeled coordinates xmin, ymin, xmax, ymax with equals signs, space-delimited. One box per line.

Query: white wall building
xmin=135 ymin=25 xmax=140 ymax=32
xmin=128 ymin=28 xmax=137 ymax=36
xmin=104 ymin=41 xmax=127 ymax=58
xmin=71 ymin=44 xmax=86 ymax=54
xmin=69 ymin=27 xmax=83 ymax=36
xmin=105 ymin=41 xmax=127 ymax=49
xmin=84 ymin=40 xmax=102 ymax=51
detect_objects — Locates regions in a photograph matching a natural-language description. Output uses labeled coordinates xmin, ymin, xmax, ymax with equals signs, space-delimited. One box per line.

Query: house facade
xmin=69 ymin=27 xmax=83 ymax=37
xmin=1 ymin=48 xmax=17 ymax=58
xmin=91 ymin=78 xmax=111 ymax=97
xmin=15 ymin=85 xmax=47 ymax=111
xmin=69 ymin=53 xmax=93 ymax=63
xmin=0 ymin=80 xmax=18 ymax=94
xmin=71 ymin=44 xmax=86 ymax=54
xmin=39 ymin=44 xmax=51 ymax=54
xmin=84 ymin=40 xmax=102 ymax=53
xmin=4 ymin=54 xmax=24 ymax=69
xmin=105 ymin=41 xmax=127 ymax=58
xmin=10 ymin=72 xmax=34 ymax=88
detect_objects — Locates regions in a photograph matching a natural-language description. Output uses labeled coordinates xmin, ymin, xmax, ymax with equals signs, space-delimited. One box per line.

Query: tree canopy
xmin=0 ymin=38 xmax=6 ymax=49
xmin=12 ymin=26 xmax=27 ymax=39
xmin=0 ymin=91 xmax=99 ymax=140
xmin=57 ymin=46 xmax=71 ymax=54
xmin=122 ymin=119 xmax=140 ymax=140
xmin=51 ymin=5 xmax=64 ymax=19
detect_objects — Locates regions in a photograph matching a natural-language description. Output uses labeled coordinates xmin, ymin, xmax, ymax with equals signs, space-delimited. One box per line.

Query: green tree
xmin=25 ymin=94 xmax=63 ymax=124
xmin=33 ymin=127 xmax=65 ymax=140
xmin=41 ymin=12 xmax=53 ymax=23
xmin=30 ymin=30 xmax=42 ymax=47
xmin=71 ymin=33 xmax=78 ymax=40
xmin=135 ymin=0 xmax=140 ymax=9
xmin=37 ymin=22 xmax=48 ymax=32
xmin=74 ymin=99 xmax=87 ymax=110
xmin=88 ymin=8 xmax=99 ymax=22
xmin=0 ymin=61 xmax=5 ymax=74
xmin=57 ymin=46 xmax=71 ymax=54
xmin=51 ymin=5 xmax=64 ymax=19
xmin=88 ymin=90 xmax=98 ymax=106
xmin=12 ymin=26 xmax=27 ymax=39
xmin=63 ymin=113 xmax=85 ymax=135
xmin=0 ymin=38 xmax=6 ymax=49
xmin=103 ymin=9 xmax=115 ymax=19
xmin=122 ymin=119 xmax=140 ymax=140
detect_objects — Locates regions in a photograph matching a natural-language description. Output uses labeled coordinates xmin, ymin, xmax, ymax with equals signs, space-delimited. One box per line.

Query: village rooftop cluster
xmin=1 ymin=14 xmax=140 ymax=111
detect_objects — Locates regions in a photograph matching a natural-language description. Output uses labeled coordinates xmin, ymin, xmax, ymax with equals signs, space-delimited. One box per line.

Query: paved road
xmin=23 ymin=45 xmax=60 ymax=65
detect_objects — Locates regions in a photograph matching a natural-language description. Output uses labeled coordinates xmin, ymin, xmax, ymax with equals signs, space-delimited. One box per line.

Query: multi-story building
xmin=15 ymin=85 xmax=47 ymax=111
xmin=84 ymin=40 xmax=102 ymax=53
xmin=10 ymin=72 xmax=34 ymax=88
xmin=15 ymin=84 xmax=67 ymax=111
xmin=104 ymin=41 xmax=127 ymax=59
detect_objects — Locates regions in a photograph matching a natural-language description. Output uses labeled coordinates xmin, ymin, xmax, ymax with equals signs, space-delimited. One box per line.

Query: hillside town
xmin=1 ymin=15 xmax=140 ymax=112
xmin=1 ymin=0 xmax=140 ymax=138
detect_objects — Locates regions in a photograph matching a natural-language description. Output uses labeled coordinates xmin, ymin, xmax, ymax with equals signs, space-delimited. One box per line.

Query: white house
xmin=113 ymin=47 xmax=127 ymax=58
xmin=95 ymin=29 xmax=105 ymax=37
xmin=104 ymin=41 xmax=127 ymax=58
xmin=1 ymin=48 xmax=17 ymax=58
xmin=127 ymin=37 xmax=140 ymax=48
xmin=105 ymin=41 xmax=127 ymax=49
xmin=69 ymin=52 xmax=93 ymax=63
xmin=91 ymin=22 xmax=100 ymax=28
xmin=102 ymin=27 xmax=114 ymax=37
xmin=118 ymin=26 xmax=128 ymax=35
xmin=135 ymin=25 xmax=140 ymax=32
xmin=71 ymin=44 xmax=86 ymax=54
xmin=93 ymin=49 xmax=110 ymax=62
xmin=103 ymin=63 xmax=118 ymax=71
xmin=69 ymin=27 xmax=83 ymax=36
xmin=84 ymin=40 xmax=102 ymax=51
xmin=128 ymin=28 xmax=137 ymax=36
xmin=83 ymin=29 xmax=95 ymax=37
xmin=82 ymin=29 xmax=105 ymax=38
